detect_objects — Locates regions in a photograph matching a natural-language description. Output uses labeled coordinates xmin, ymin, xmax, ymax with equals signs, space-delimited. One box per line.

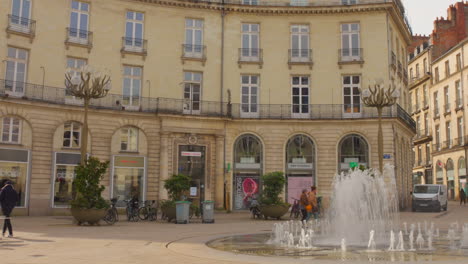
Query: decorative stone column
xmin=215 ymin=135 xmax=225 ymax=209
xmin=159 ymin=132 xmax=170 ymax=200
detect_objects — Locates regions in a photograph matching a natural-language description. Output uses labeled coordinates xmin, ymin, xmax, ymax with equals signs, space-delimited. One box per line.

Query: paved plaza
xmin=0 ymin=202 xmax=467 ymax=264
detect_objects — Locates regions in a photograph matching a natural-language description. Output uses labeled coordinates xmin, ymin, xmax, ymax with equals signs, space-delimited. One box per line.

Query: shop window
xmin=120 ymin=127 xmax=138 ymax=152
xmin=112 ymin=156 xmax=145 ymax=207
xmin=53 ymin=152 xmax=81 ymax=207
xmin=0 ymin=148 xmax=29 ymax=206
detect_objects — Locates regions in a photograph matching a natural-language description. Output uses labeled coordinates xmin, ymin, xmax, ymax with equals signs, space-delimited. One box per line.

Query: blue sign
xmin=383 ymin=154 xmax=391 ymax=159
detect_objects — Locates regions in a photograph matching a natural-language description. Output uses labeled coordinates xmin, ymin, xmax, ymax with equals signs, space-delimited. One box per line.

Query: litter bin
xmin=176 ymin=201 xmax=191 ymax=224
xmin=202 ymin=200 xmax=215 ymax=223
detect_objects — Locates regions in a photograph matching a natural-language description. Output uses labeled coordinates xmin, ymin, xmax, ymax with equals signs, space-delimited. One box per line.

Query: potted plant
xmin=258 ymin=171 xmax=290 ymax=220
xmin=70 ymin=157 xmax=110 ymax=225
xmin=161 ymin=174 xmax=191 ymax=222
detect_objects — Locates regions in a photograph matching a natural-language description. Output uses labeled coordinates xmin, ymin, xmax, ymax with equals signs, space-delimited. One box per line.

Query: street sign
xmin=383 ymin=154 xmax=391 ymax=159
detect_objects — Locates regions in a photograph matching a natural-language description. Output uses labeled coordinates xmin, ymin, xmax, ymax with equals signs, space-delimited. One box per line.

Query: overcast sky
xmin=403 ymin=0 xmax=462 ymax=35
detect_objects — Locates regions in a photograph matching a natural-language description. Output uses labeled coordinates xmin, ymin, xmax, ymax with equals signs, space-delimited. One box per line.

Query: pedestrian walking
xmin=460 ymin=188 xmax=467 ymax=206
xmin=299 ymin=189 xmax=309 ymax=221
xmin=308 ymin=186 xmax=319 ymax=220
xmin=0 ymin=180 xmax=19 ymax=237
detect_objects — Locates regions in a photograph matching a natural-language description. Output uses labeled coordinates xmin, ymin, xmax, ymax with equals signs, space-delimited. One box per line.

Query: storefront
xmin=52 ymin=152 xmax=81 ymax=207
xmin=446 ymin=159 xmax=455 ymax=200
xmin=0 ymin=148 xmax=30 ymax=207
xmin=233 ymin=134 xmax=262 ymax=210
xmin=178 ymin=145 xmax=206 ymax=204
xmin=285 ymin=134 xmax=315 ymax=204
xmin=112 ymin=155 xmax=146 ymax=207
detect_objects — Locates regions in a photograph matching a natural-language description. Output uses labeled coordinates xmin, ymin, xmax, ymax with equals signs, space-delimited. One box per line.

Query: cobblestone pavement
xmin=1 ymin=201 xmax=467 ymax=264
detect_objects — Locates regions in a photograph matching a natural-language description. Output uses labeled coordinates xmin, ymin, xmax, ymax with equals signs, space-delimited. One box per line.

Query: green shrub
xmin=163 ymin=174 xmax=191 ymax=201
xmin=159 ymin=199 xmax=176 ymax=209
xmin=70 ymin=157 xmax=109 ymax=210
xmin=260 ymin=171 xmax=287 ymax=206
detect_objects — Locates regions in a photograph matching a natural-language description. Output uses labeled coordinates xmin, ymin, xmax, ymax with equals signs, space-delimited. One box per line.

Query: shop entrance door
xmin=178 ymin=145 xmax=206 ymax=203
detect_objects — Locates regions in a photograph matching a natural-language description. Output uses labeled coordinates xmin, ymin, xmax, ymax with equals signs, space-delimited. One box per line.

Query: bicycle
xmin=290 ymin=198 xmax=300 ymax=219
xmin=249 ymin=197 xmax=262 ymax=219
xmin=103 ymin=197 xmax=119 ymax=225
xmin=138 ymin=200 xmax=157 ymax=221
xmin=125 ymin=198 xmax=140 ymax=222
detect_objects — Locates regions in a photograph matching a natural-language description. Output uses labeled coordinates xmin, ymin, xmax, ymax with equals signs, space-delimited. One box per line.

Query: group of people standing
xmin=299 ymin=186 xmax=319 ymax=221
xmin=460 ymin=183 xmax=468 ymax=205
xmin=0 ymin=180 xmax=18 ymax=238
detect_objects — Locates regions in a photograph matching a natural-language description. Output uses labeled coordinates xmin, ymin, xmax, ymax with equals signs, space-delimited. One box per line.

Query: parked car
xmin=412 ymin=184 xmax=448 ymax=212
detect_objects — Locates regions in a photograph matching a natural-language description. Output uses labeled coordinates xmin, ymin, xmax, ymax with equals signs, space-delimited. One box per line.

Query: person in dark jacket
xmin=0 ymin=180 xmax=18 ymax=237
xmin=460 ymin=188 xmax=467 ymax=206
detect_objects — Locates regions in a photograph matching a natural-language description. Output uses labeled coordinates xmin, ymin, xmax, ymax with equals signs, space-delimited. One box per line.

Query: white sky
xmin=403 ymin=0 xmax=462 ymax=35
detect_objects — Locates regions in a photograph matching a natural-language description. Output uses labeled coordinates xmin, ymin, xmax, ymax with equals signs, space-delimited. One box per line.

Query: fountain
xmin=207 ymin=165 xmax=468 ymax=262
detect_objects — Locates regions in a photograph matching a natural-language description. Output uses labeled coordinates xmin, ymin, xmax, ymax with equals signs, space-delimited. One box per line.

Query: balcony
xmin=181 ymin=44 xmax=207 ymax=65
xmin=6 ymin=15 xmax=35 ymax=41
xmin=409 ymin=72 xmax=431 ymax=89
xmin=432 ymin=143 xmax=441 ymax=152
xmin=65 ymin=28 xmax=93 ymax=52
xmin=390 ymin=52 xmax=396 ymax=70
xmin=414 ymin=129 xmax=432 ymax=144
xmin=238 ymin=48 xmax=263 ymax=68
xmin=455 ymin=98 xmax=464 ymax=111
xmin=0 ymin=79 xmax=417 ymax=131
xmin=338 ymin=48 xmax=364 ymax=66
xmin=288 ymin=49 xmax=313 ymax=69
xmin=441 ymin=139 xmax=453 ymax=150
xmin=454 ymin=137 xmax=466 ymax=146
xmin=444 ymin=103 xmax=451 ymax=115
xmin=121 ymin=37 xmax=148 ymax=58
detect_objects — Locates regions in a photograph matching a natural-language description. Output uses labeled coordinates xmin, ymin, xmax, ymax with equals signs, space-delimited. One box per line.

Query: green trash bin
xmin=202 ymin=200 xmax=215 ymax=224
xmin=175 ymin=201 xmax=191 ymax=224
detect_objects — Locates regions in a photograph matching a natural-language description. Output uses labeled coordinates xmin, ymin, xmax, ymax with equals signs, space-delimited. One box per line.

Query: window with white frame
xmin=5 ymin=47 xmax=28 ymax=95
xmin=183 ymin=72 xmax=202 ymax=114
xmin=124 ymin=11 xmax=144 ymax=50
xmin=184 ymin=18 xmax=203 ymax=57
xmin=446 ymin=121 xmax=451 ymax=147
xmin=66 ymin=57 xmax=86 ymax=98
xmin=424 ymin=113 xmax=429 ymax=135
xmin=435 ymin=125 xmax=440 ymax=150
xmin=458 ymin=117 xmax=464 ymax=145
xmin=456 ymin=80 xmax=463 ymax=107
xmin=290 ymin=0 xmax=308 ymax=6
xmin=342 ymin=0 xmax=358 ymax=5
xmin=10 ymin=0 xmax=32 ymax=31
xmin=290 ymin=25 xmax=309 ymax=61
xmin=1 ymin=117 xmax=21 ymax=144
xmin=69 ymin=1 xmax=89 ymax=42
xmin=241 ymin=23 xmax=260 ymax=60
xmin=291 ymin=76 xmax=309 ymax=116
xmin=242 ymin=0 xmax=258 ymax=4
xmin=241 ymin=75 xmax=259 ymax=116
xmin=434 ymin=91 xmax=439 ymax=116
xmin=343 ymin=75 xmax=361 ymax=115
xmin=122 ymin=66 xmax=142 ymax=107
xmin=63 ymin=121 xmax=81 ymax=148
xmin=444 ymin=86 xmax=450 ymax=112
xmin=340 ymin=23 xmax=360 ymax=60
xmin=120 ymin=127 xmax=138 ymax=152
xmin=423 ymin=84 xmax=428 ymax=107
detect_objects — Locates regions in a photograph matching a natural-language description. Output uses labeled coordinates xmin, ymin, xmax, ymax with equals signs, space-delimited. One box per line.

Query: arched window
xmin=234 ymin=134 xmax=262 ymax=165
xmin=63 ymin=121 xmax=81 ymax=148
xmin=338 ymin=134 xmax=369 ymax=171
xmin=120 ymin=127 xmax=138 ymax=152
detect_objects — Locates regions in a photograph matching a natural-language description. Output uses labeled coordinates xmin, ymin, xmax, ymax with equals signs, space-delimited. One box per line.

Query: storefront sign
xmin=181 ymin=151 xmax=202 ymax=157
xmin=114 ymin=156 xmax=145 ymax=168
xmin=287 ymin=163 xmax=313 ymax=170
xmin=235 ymin=163 xmax=261 ymax=169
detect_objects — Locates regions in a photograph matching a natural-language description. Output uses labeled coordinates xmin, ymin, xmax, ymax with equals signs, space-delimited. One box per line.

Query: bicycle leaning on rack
xmin=138 ymin=200 xmax=157 ymax=221
xmin=103 ymin=197 xmax=119 ymax=225
xmin=125 ymin=198 xmax=140 ymax=222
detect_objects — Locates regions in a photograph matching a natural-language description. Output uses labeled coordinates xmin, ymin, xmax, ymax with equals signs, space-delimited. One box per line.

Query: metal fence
xmin=0 ymin=79 xmax=416 ymax=129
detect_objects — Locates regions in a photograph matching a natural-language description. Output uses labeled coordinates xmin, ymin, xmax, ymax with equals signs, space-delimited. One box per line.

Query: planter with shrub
xmin=161 ymin=174 xmax=191 ymax=222
xmin=258 ymin=171 xmax=290 ymax=220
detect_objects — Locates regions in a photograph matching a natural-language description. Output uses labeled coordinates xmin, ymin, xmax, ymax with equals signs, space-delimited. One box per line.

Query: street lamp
xmin=65 ymin=66 xmax=111 ymax=164
xmin=361 ymin=81 xmax=400 ymax=173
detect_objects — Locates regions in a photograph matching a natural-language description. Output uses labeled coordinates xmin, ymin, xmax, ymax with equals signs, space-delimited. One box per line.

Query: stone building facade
xmin=0 ymin=0 xmax=414 ymax=215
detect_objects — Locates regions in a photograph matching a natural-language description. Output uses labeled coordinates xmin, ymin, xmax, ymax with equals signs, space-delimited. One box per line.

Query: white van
xmin=412 ymin=184 xmax=448 ymax=212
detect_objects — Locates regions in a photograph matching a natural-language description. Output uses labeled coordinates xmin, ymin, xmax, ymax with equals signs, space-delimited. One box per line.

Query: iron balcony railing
xmin=444 ymin=103 xmax=451 ymax=113
xmin=339 ymin=48 xmax=363 ymax=62
xmin=0 ymin=79 xmax=416 ymax=129
xmin=441 ymin=139 xmax=453 ymax=150
xmin=456 ymin=98 xmax=464 ymax=109
xmin=433 ymin=143 xmax=441 ymax=152
xmin=65 ymin=28 xmax=93 ymax=47
xmin=288 ymin=49 xmax=312 ymax=64
xmin=415 ymin=129 xmax=431 ymax=140
xmin=7 ymin=15 xmax=36 ymax=36
xmin=239 ymin=48 xmax=263 ymax=63
xmin=182 ymin=44 xmax=207 ymax=60
xmin=121 ymin=37 xmax=148 ymax=55
xmin=454 ymin=137 xmax=465 ymax=146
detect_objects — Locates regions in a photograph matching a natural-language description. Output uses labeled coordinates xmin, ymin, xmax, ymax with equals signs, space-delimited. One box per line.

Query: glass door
xmin=178 ymin=145 xmax=206 ymax=203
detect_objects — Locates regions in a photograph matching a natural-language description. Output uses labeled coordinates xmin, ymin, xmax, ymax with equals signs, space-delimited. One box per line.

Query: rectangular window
xmin=240 ymin=75 xmax=259 ymax=117
xmin=435 ymin=67 xmax=439 ymax=82
xmin=242 ymin=0 xmax=258 ymax=4
xmin=291 ymin=76 xmax=309 ymax=117
xmin=416 ymin=116 xmax=421 ymax=132
xmin=410 ymin=68 xmax=413 ymax=80
xmin=290 ymin=24 xmax=309 ymax=62
xmin=340 ymin=23 xmax=360 ymax=61
xmin=416 ymin=64 xmax=420 ymax=78
xmin=423 ymin=85 xmax=428 ymax=107
xmin=424 ymin=113 xmax=429 ymax=136
xmin=417 ymin=145 xmax=422 ymax=165
xmin=456 ymin=80 xmax=463 ymax=107
xmin=124 ymin=11 xmax=144 ymax=50
xmin=184 ymin=18 xmax=204 ymax=58
xmin=409 ymin=92 xmax=412 ymax=113
xmin=458 ymin=117 xmax=464 ymax=145
xmin=53 ymin=152 xmax=81 ymax=207
xmin=445 ymin=61 xmax=450 ymax=77
xmin=112 ymin=156 xmax=145 ymax=207
xmin=444 ymin=86 xmax=450 ymax=113
xmin=457 ymin=54 xmax=462 ymax=71
xmin=415 ymin=89 xmax=419 ymax=111
xmin=446 ymin=121 xmax=451 ymax=148
xmin=342 ymin=0 xmax=358 ymax=5
xmin=435 ymin=125 xmax=440 ymax=150
xmin=69 ymin=1 xmax=89 ymax=41
xmin=120 ymin=127 xmax=138 ymax=152
xmin=290 ymin=0 xmax=308 ymax=6
xmin=425 ymin=143 xmax=430 ymax=163
xmin=241 ymin=23 xmax=260 ymax=61
xmin=122 ymin=66 xmax=142 ymax=108
xmin=183 ymin=72 xmax=202 ymax=114
xmin=434 ymin=91 xmax=439 ymax=116
xmin=343 ymin=75 xmax=361 ymax=116
xmin=63 ymin=121 xmax=81 ymax=148
xmin=423 ymin=58 xmax=428 ymax=74
xmin=0 ymin=148 xmax=29 ymax=207
xmin=10 ymin=0 xmax=32 ymax=31
xmin=1 ymin=117 xmax=21 ymax=144
xmin=5 ymin=47 xmax=28 ymax=96
xmin=65 ymin=57 xmax=86 ymax=101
